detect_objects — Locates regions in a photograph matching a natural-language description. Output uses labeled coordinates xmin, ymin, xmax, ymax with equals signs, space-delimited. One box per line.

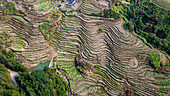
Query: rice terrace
xmin=0 ymin=0 xmax=169 ymax=96
xmin=152 ymin=0 xmax=170 ymax=9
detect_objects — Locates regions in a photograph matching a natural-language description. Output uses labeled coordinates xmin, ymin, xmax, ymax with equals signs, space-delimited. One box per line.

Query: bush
xmin=0 ymin=45 xmax=2 ymax=49
xmin=87 ymin=9 xmax=120 ymax=20
xmin=0 ymin=64 xmax=25 ymax=96
xmin=0 ymin=49 xmax=26 ymax=72
xmin=3 ymin=2 xmax=17 ymax=14
xmin=99 ymin=28 xmax=103 ymax=32
xmin=103 ymin=9 xmax=120 ymax=20
xmin=120 ymin=0 xmax=170 ymax=55
xmin=128 ymin=22 xmax=134 ymax=32
xmin=148 ymin=53 xmax=161 ymax=69
xmin=17 ymin=68 xmax=69 ymax=96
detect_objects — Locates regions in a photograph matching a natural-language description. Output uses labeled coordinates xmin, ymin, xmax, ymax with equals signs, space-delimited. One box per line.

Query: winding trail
xmin=8 ymin=70 xmax=28 ymax=96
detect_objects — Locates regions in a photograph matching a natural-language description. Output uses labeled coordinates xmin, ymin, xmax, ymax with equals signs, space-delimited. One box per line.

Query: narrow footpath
xmin=8 ymin=70 xmax=28 ymax=96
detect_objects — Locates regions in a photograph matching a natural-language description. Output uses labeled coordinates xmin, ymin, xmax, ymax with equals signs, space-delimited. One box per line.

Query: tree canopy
xmin=17 ymin=67 xmax=69 ymax=96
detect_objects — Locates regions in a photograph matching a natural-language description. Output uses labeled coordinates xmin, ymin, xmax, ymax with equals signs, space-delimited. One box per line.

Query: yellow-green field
xmin=152 ymin=0 xmax=170 ymax=9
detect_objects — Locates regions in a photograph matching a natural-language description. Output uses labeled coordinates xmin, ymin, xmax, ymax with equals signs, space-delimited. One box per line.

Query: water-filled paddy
xmin=29 ymin=61 xmax=50 ymax=71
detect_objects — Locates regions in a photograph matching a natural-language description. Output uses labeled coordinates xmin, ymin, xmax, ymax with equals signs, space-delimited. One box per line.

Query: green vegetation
xmin=12 ymin=16 xmax=28 ymax=23
xmin=3 ymin=2 xmax=17 ymax=14
xmin=17 ymin=67 xmax=69 ymax=96
xmin=0 ymin=49 xmax=27 ymax=72
xmin=39 ymin=23 xmax=51 ymax=40
xmin=13 ymin=43 xmax=23 ymax=49
xmin=148 ymin=53 xmax=161 ymax=69
xmin=77 ymin=12 xmax=80 ymax=15
xmin=0 ymin=32 xmax=12 ymax=48
xmin=0 ymin=64 xmax=25 ymax=96
xmin=82 ymin=9 xmax=121 ymax=20
xmin=0 ymin=0 xmax=169 ymax=95
xmin=94 ymin=65 xmax=100 ymax=68
xmin=153 ymin=71 xmax=170 ymax=94
xmin=119 ymin=0 xmax=170 ymax=55
xmin=52 ymin=14 xmax=58 ymax=19
xmin=39 ymin=19 xmax=50 ymax=23
xmin=99 ymin=28 xmax=103 ymax=32
xmin=103 ymin=9 xmax=121 ymax=20
xmin=0 ymin=32 xmax=10 ymax=41
xmin=96 ymin=23 xmax=100 ymax=26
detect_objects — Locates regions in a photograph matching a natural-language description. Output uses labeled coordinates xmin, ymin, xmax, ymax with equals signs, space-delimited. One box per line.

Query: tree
xmin=140 ymin=10 xmax=145 ymax=14
xmin=128 ymin=22 xmax=134 ymax=32
xmin=0 ymin=64 xmax=25 ymax=96
xmin=131 ymin=12 xmax=136 ymax=18
xmin=153 ymin=14 xmax=158 ymax=20
xmin=96 ymin=23 xmax=100 ymax=28
xmin=0 ymin=49 xmax=26 ymax=72
xmin=0 ymin=45 xmax=2 ymax=49
xmin=99 ymin=28 xmax=103 ymax=32
xmin=17 ymin=69 xmax=69 ymax=96
xmin=43 ymin=66 xmax=50 ymax=73
xmin=148 ymin=54 xmax=161 ymax=69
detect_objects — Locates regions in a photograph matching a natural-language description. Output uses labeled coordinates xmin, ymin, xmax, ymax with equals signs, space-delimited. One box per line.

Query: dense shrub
xmin=39 ymin=23 xmax=51 ymax=40
xmin=119 ymin=0 xmax=170 ymax=55
xmin=0 ymin=49 xmax=27 ymax=72
xmin=148 ymin=53 xmax=161 ymax=69
xmin=103 ymin=9 xmax=120 ymax=20
xmin=0 ymin=64 xmax=25 ymax=96
xmin=17 ymin=67 xmax=69 ymax=96
xmin=86 ymin=9 xmax=120 ymax=20
xmin=99 ymin=28 xmax=103 ymax=32
xmin=3 ymin=2 xmax=17 ymax=14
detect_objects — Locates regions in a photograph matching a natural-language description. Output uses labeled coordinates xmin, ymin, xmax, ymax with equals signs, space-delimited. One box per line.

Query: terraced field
xmin=79 ymin=0 xmax=103 ymax=15
xmin=0 ymin=0 xmax=169 ymax=95
xmin=59 ymin=13 xmax=167 ymax=95
xmin=152 ymin=0 xmax=170 ymax=9
xmin=0 ymin=15 xmax=56 ymax=67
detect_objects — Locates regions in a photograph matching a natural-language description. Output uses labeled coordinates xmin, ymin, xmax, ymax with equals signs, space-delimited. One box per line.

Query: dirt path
xmin=8 ymin=70 xmax=28 ymax=96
